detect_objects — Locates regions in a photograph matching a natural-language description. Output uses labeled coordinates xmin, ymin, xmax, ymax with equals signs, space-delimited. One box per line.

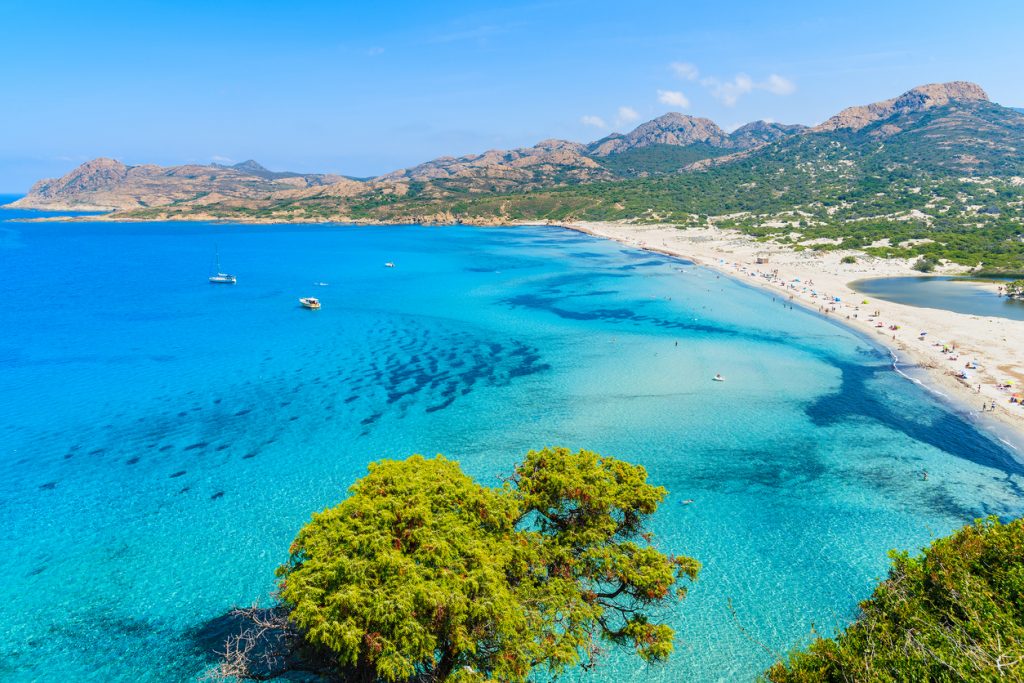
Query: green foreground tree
xmin=213 ymin=448 xmax=698 ymax=682
xmin=765 ymin=517 xmax=1024 ymax=682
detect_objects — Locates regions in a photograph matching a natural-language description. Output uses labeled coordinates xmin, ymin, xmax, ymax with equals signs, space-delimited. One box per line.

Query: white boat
xmin=385 ymin=262 xmax=395 ymax=268
xmin=299 ymin=297 xmax=321 ymax=310
xmin=208 ymin=247 xmax=236 ymax=284
xmin=712 ymin=374 xmax=725 ymax=382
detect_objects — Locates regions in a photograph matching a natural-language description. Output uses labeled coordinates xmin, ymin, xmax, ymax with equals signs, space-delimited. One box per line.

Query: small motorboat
xmin=712 ymin=373 xmax=725 ymax=382
xmin=299 ymin=297 xmax=321 ymax=310
xmin=384 ymin=262 xmax=395 ymax=268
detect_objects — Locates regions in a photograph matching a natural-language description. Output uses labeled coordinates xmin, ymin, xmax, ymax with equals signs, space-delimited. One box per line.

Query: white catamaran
xmin=208 ymin=247 xmax=237 ymax=284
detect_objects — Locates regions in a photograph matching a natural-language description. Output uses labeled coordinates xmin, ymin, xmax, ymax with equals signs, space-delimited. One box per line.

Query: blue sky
xmin=1 ymin=0 xmax=1022 ymax=190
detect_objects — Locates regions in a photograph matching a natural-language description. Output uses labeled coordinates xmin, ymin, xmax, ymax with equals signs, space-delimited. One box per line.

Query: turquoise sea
xmin=1 ymin=198 xmax=1022 ymax=681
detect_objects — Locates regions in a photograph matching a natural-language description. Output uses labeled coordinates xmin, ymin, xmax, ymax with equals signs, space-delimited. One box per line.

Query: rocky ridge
xmin=587 ymin=113 xmax=732 ymax=156
xmin=812 ymin=81 xmax=989 ymax=132
xmin=5 ymin=81 xmax=1009 ymax=215
xmin=378 ymin=139 xmax=611 ymax=190
xmin=9 ymin=158 xmax=352 ymax=211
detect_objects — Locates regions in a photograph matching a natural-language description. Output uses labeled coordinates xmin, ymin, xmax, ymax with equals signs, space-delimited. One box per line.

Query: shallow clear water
xmin=1 ymin=203 xmax=1022 ymax=682
xmin=852 ymin=275 xmax=1024 ymax=321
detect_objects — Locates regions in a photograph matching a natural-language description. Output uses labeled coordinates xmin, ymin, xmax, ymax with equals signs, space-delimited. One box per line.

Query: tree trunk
xmin=433 ymin=646 xmax=458 ymax=682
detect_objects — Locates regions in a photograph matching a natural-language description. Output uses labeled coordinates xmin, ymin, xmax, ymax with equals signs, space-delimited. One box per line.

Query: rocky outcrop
xmin=378 ymin=139 xmax=612 ymax=190
xmin=587 ymin=113 xmax=731 ymax=156
xmin=20 ymin=158 xmax=131 ymax=205
xmin=812 ymin=81 xmax=989 ymax=132
xmin=9 ymin=159 xmax=354 ymax=211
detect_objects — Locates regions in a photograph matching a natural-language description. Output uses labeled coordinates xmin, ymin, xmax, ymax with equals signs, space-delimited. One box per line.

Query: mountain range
xmin=8 ymin=109 xmax=813 ymax=211
xmin=6 ymin=82 xmax=1024 ymax=263
xmin=7 ymin=81 xmax=1000 ymax=211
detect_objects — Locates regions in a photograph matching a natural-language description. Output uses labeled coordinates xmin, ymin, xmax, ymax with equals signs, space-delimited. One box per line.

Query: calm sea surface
xmin=1 ymin=200 xmax=1022 ymax=681
xmin=852 ymin=275 xmax=1024 ymax=321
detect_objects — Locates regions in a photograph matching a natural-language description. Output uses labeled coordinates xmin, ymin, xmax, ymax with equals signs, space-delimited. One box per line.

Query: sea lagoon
xmin=852 ymin=275 xmax=1024 ymax=321
xmin=1 ymin=203 xmax=1022 ymax=681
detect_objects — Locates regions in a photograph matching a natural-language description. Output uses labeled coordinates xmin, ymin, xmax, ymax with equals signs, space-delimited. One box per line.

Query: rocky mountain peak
xmin=588 ymin=113 xmax=730 ymax=156
xmin=232 ymin=159 xmax=270 ymax=174
xmin=26 ymin=157 xmax=131 ymax=200
xmin=813 ymin=81 xmax=989 ymax=132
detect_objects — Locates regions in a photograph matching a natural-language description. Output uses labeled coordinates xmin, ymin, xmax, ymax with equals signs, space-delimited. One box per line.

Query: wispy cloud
xmin=670 ymin=61 xmax=699 ymax=80
xmin=664 ymin=61 xmax=797 ymax=107
xmin=428 ymin=24 xmax=507 ymax=44
xmin=701 ymin=72 xmax=796 ymax=106
xmin=211 ymin=155 xmax=235 ymax=164
xmin=616 ymin=106 xmax=639 ymax=126
xmin=366 ymin=46 xmax=385 ymax=57
xmin=701 ymin=74 xmax=754 ymax=106
xmin=580 ymin=114 xmax=607 ymax=129
xmin=657 ymin=89 xmax=690 ymax=108
xmin=763 ymin=74 xmax=796 ymax=96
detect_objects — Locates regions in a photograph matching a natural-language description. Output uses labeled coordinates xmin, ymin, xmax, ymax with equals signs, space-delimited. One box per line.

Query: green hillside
xmin=593 ymin=143 xmax=731 ymax=177
xmin=120 ymin=100 xmax=1024 ymax=271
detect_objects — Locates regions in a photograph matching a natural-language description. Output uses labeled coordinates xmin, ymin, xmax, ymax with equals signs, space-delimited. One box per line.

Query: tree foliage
xmin=765 ymin=517 xmax=1024 ymax=682
xmin=271 ymin=448 xmax=698 ymax=682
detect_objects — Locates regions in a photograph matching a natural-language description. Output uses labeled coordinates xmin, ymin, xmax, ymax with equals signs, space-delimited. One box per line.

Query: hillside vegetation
xmin=14 ymin=82 xmax=1024 ymax=271
xmin=766 ymin=517 xmax=1024 ymax=682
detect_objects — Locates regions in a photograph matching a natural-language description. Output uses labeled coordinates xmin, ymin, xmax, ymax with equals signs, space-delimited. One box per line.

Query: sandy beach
xmin=563 ymin=221 xmax=1024 ymax=450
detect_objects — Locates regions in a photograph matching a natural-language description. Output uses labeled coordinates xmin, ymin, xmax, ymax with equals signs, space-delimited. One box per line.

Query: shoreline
xmin=8 ymin=205 xmax=1024 ymax=452
xmin=560 ymin=221 xmax=1024 ymax=455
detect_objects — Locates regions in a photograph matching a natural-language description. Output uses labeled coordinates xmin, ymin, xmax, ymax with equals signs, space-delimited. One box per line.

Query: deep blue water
xmin=1 ymin=201 xmax=1022 ymax=681
xmin=852 ymin=275 xmax=1024 ymax=320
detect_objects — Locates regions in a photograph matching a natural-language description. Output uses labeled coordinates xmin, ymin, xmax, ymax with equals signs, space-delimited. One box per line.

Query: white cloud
xmin=211 ymin=155 xmax=235 ymax=164
xmin=616 ymin=106 xmax=639 ymax=125
xmin=763 ymin=74 xmax=796 ymax=95
xmin=657 ymin=89 xmax=690 ymax=108
xmin=580 ymin=115 xmax=607 ymax=128
xmin=670 ymin=61 xmax=699 ymax=80
xmin=701 ymin=73 xmax=796 ymax=106
xmin=366 ymin=46 xmax=385 ymax=56
xmin=702 ymin=74 xmax=753 ymax=106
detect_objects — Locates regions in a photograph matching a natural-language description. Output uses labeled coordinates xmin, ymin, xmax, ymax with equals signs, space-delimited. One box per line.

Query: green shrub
xmin=765 ymin=517 xmax=1024 ymax=682
xmin=912 ymin=257 xmax=938 ymax=273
